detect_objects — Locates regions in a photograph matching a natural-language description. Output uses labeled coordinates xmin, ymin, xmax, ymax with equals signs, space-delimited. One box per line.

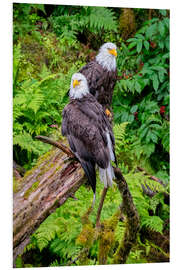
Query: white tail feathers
xmin=106 ymin=132 xmax=115 ymax=161
xmin=99 ymin=163 xmax=115 ymax=187
xmin=99 ymin=132 xmax=115 ymax=188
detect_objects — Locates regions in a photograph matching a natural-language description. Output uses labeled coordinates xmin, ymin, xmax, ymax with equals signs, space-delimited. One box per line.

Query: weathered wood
xmin=13 ymin=145 xmax=85 ymax=266
xmin=113 ymin=167 xmax=140 ymax=264
xmin=35 ymin=135 xmax=74 ymax=157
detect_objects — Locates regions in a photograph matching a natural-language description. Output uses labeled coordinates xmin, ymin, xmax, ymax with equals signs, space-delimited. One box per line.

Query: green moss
xmin=36 ymin=150 xmax=54 ymax=166
xmin=98 ymin=211 xmax=120 ymax=264
xmin=76 ymin=223 xmax=95 ymax=248
xmin=13 ymin=176 xmax=20 ymax=193
xmin=24 ymin=181 xmax=40 ymax=199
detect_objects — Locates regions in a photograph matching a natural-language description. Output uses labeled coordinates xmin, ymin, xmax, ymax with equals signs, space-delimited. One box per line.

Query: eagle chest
xmin=97 ymin=70 xmax=116 ymax=106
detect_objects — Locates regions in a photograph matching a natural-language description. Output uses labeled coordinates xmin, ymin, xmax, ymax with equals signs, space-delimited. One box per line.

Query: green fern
xmin=125 ymin=171 xmax=168 ymax=233
xmin=13 ymin=131 xmax=50 ymax=156
xmin=26 ymin=168 xmax=168 ymax=265
xmin=141 ymin=216 xmax=164 ymax=233
xmin=113 ymin=122 xmax=129 ymax=154
xmin=13 ymin=43 xmax=21 ymax=90
xmin=88 ymin=7 xmax=117 ymax=32
xmin=51 ymin=6 xmax=117 ymax=42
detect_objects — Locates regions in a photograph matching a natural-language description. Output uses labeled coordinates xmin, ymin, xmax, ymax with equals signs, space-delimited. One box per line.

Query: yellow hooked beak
xmin=73 ymin=79 xmax=80 ymax=88
xmin=108 ymin=48 xmax=117 ymax=57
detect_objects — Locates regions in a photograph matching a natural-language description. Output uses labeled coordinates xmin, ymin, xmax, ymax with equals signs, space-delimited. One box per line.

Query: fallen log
xmin=13 ymin=144 xmax=85 ymax=266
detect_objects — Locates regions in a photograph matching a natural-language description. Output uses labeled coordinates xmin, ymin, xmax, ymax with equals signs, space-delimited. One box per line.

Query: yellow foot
xmin=105 ymin=108 xmax=112 ymax=117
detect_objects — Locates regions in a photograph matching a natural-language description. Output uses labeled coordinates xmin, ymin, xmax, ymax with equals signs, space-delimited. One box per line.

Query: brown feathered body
xmin=79 ymin=60 xmax=117 ymax=111
xmin=62 ymin=93 xmax=116 ymax=194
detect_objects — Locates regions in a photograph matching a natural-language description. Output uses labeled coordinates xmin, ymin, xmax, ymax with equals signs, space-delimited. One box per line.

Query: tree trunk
xmin=13 ymin=145 xmax=85 ymax=266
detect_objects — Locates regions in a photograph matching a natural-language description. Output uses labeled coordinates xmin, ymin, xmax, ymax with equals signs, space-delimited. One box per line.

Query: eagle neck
xmin=95 ymin=53 xmax=116 ymax=72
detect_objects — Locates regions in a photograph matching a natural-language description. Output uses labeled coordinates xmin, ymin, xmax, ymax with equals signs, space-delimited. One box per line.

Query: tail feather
xmin=98 ymin=131 xmax=115 ymax=188
xmin=81 ymin=160 xmax=96 ymax=194
xmin=99 ymin=162 xmax=114 ymax=188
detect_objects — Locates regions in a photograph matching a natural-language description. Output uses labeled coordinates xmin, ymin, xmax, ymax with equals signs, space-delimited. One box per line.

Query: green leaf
xmin=135 ymin=81 xmax=141 ymax=93
xmin=130 ymin=105 xmax=138 ymax=113
xmin=128 ymin=42 xmax=137 ymax=50
xmin=159 ymin=9 xmax=167 ymax=16
xmin=121 ymin=111 xmax=129 ymax=122
xmin=144 ymin=40 xmax=149 ymax=50
xmin=135 ymin=33 xmax=144 ymax=39
xmin=152 ymin=74 xmax=159 ymax=91
xmin=150 ymin=132 xmax=158 ymax=143
xmin=139 ymin=127 xmax=148 ymax=139
xmin=127 ymin=37 xmax=137 ymax=43
xmin=136 ymin=40 xmax=143 ymax=53
xmin=31 ymin=4 xmax=46 ymax=14
xmin=159 ymin=21 xmax=165 ymax=36
xmin=158 ymin=71 xmax=165 ymax=83
xmin=128 ymin=115 xmax=134 ymax=122
xmin=145 ymin=23 xmax=157 ymax=39
xmin=143 ymin=143 xmax=155 ymax=157
xmin=151 ymin=66 xmax=167 ymax=73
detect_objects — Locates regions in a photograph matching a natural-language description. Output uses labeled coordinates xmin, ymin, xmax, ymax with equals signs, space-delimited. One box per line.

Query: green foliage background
xmin=13 ymin=4 xmax=169 ymax=267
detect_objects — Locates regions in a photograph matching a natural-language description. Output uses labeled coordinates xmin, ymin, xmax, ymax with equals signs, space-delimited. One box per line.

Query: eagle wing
xmin=79 ymin=61 xmax=104 ymax=97
xmin=61 ymin=95 xmax=116 ymax=193
xmin=79 ymin=60 xmax=117 ymax=109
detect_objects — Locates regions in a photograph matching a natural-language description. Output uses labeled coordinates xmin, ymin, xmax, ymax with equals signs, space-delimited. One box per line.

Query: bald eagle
xmin=79 ymin=42 xmax=117 ymax=116
xmin=62 ymin=73 xmax=116 ymax=203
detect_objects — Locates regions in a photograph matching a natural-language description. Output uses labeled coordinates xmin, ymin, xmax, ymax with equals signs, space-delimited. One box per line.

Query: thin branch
xmin=141 ymin=183 xmax=156 ymax=198
xmin=137 ymin=166 xmax=166 ymax=187
xmin=35 ymin=135 xmax=75 ymax=158
xmin=96 ymin=187 xmax=108 ymax=227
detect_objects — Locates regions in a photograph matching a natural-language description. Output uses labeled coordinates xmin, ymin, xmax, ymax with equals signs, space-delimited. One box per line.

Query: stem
xmin=137 ymin=166 xmax=166 ymax=187
xmin=35 ymin=135 xmax=75 ymax=158
xmin=95 ymin=187 xmax=108 ymax=227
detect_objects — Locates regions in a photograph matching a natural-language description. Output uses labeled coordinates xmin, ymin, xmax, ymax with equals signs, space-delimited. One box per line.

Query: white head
xmin=96 ymin=42 xmax=117 ymax=72
xmin=69 ymin=73 xmax=89 ymax=99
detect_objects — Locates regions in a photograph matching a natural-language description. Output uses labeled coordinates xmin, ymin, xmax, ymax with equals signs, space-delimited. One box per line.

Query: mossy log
xmin=13 ymin=145 xmax=85 ymax=266
xmin=113 ymin=167 xmax=140 ymax=264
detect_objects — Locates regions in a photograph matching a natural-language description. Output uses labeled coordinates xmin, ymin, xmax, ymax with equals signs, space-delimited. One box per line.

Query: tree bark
xmin=13 ymin=145 xmax=85 ymax=266
xmin=113 ymin=167 xmax=140 ymax=264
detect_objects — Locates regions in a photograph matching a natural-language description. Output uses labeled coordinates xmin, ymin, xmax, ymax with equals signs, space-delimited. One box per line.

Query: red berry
xmin=160 ymin=106 xmax=166 ymax=115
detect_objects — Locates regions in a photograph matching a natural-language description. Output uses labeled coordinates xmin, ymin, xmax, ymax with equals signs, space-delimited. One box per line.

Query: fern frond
xmin=13 ymin=131 xmax=50 ymax=155
xmin=13 ymin=43 xmax=21 ymax=88
xmin=88 ymin=7 xmax=117 ymax=32
xmin=141 ymin=216 xmax=164 ymax=233
xmin=113 ymin=122 xmax=129 ymax=154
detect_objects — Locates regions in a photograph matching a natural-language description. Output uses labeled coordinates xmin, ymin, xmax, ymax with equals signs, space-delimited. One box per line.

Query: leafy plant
xmin=50 ymin=6 xmax=118 ymax=47
xmin=13 ymin=43 xmax=79 ymax=168
xmin=113 ymin=10 xmax=169 ymax=174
